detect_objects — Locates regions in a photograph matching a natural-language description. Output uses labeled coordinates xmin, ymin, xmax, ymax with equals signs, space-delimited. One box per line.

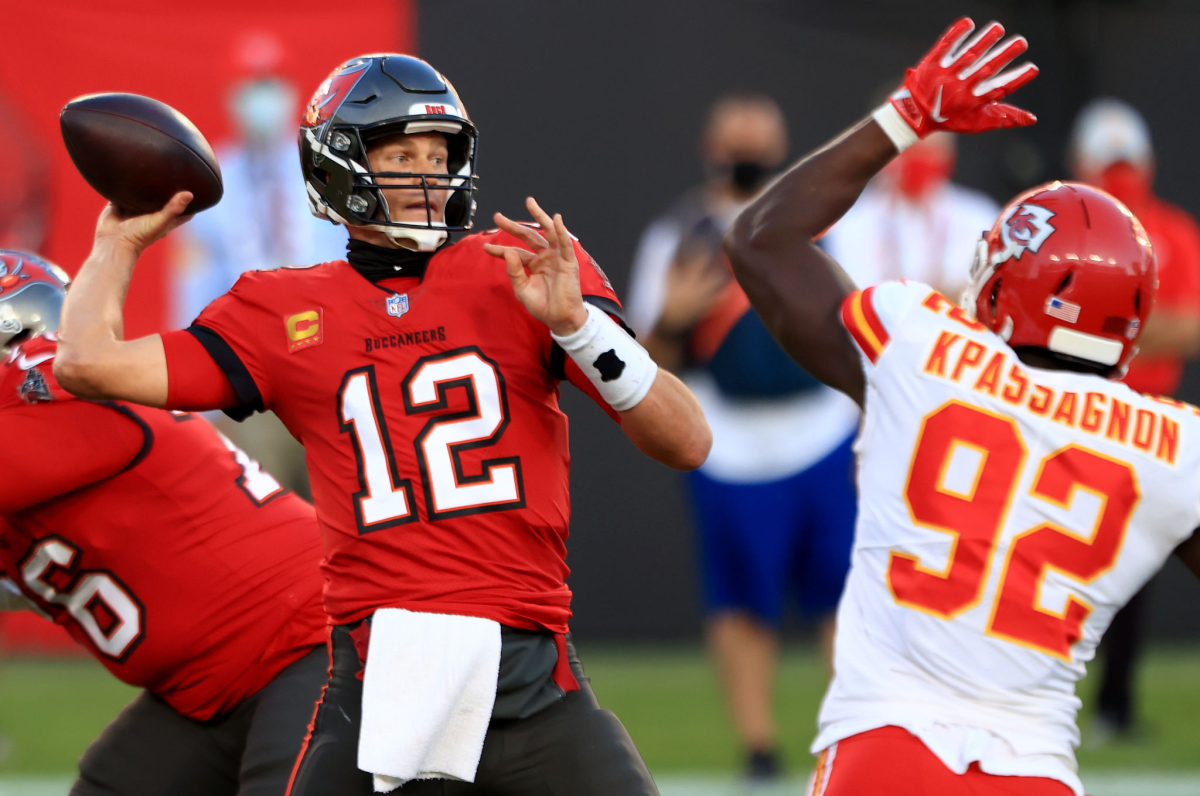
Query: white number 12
xmin=338 ymin=347 xmax=525 ymax=531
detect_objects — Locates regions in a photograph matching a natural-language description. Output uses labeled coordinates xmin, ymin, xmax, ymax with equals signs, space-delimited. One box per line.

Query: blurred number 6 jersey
xmin=0 ymin=337 xmax=327 ymax=720
xmin=821 ymin=280 xmax=1200 ymax=796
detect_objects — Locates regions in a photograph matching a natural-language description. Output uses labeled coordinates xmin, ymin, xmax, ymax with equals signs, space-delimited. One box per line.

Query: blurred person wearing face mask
xmin=173 ymin=38 xmax=348 ymax=326
xmin=173 ymin=34 xmax=348 ymax=497
xmin=1072 ymin=98 xmax=1200 ymax=397
xmin=626 ymin=96 xmax=860 ymax=782
xmin=822 ymin=131 xmax=1000 ymax=297
xmin=0 ymin=90 xmax=50 ymax=252
xmin=1069 ymin=97 xmax=1200 ymax=745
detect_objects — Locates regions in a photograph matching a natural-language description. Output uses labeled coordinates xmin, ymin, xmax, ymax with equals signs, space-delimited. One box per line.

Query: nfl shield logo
xmin=386 ymin=293 xmax=409 ymax=318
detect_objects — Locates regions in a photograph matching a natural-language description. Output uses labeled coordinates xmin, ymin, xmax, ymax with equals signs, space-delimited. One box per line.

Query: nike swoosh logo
xmin=17 ymin=353 xmax=54 ymax=371
xmin=931 ymin=86 xmax=948 ymax=123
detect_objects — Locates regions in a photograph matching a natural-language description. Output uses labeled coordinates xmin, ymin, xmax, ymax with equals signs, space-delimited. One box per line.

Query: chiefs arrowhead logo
xmin=992 ymin=204 xmax=1057 ymax=266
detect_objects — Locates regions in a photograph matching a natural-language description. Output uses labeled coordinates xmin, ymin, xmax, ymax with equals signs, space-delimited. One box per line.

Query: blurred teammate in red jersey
xmin=54 ymin=55 xmax=710 ymax=795
xmin=1068 ymin=97 xmax=1200 ymax=743
xmin=0 ymin=251 xmax=329 ymax=796
xmin=1071 ymin=98 xmax=1200 ymax=398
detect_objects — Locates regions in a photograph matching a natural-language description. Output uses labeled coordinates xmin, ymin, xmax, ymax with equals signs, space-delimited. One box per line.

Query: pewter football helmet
xmin=0 ymin=251 xmax=70 ymax=350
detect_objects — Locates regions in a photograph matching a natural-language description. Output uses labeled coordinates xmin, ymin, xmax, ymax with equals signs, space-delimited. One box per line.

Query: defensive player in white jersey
xmin=725 ymin=16 xmax=1200 ymax=796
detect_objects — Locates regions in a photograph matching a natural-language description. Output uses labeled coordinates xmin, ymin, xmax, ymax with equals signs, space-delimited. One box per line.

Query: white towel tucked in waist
xmin=357 ymin=608 xmax=501 ymax=793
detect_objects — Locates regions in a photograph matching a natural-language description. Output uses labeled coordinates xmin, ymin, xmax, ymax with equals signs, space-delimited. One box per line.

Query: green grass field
xmin=581 ymin=644 xmax=1200 ymax=775
xmin=2 ymin=645 xmax=1200 ymax=785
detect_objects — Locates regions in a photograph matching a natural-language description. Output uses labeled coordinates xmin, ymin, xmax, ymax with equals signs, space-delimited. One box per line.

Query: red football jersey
xmin=0 ymin=337 xmax=327 ymax=720
xmin=180 ymin=230 xmax=624 ymax=632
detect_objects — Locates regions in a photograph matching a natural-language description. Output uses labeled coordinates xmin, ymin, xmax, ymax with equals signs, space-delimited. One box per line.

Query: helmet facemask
xmin=961 ymin=237 xmax=994 ymax=319
xmin=306 ymin=123 xmax=477 ymax=252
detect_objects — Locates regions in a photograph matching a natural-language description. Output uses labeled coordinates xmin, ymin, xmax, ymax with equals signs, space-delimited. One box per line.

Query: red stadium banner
xmin=0 ymin=0 xmax=413 ymax=338
xmin=0 ymin=0 xmax=413 ymax=654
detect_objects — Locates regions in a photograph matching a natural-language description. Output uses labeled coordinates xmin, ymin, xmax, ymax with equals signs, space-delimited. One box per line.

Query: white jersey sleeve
xmin=839 ymin=279 xmax=941 ymax=372
xmin=820 ymin=283 xmax=1200 ymax=796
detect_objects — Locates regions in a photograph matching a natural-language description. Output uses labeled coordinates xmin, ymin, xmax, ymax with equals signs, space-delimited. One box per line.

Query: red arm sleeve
xmin=563 ymin=357 xmax=621 ymax=423
xmin=177 ymin=273 xmax=281 ymax=420
xmin=0 ymin=402 xmax=146 ymax=513
xmin=161 ymin=330 xmax=240 ymax=411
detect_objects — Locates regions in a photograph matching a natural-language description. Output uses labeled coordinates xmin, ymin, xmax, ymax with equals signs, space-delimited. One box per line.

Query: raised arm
xmin=725 ymin=17 xmax=1037 ymax=407
xmin=486 ymin=198 xmax=712 ymax=471
xmin=725 ymin=123 xmax=893 ymax=406
xmin=54 ymin=192 xmax=194 ymax=405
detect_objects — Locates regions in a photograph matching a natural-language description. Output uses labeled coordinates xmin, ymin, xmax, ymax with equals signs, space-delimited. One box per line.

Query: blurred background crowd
xmin=4 ymin=0 xmax=1200 ymax=791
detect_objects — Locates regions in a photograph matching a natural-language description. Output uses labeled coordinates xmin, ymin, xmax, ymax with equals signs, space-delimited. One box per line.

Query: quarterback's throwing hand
xmin=885 ymin=17 xmax=1038 ymax=140
xmin=94 ymin=191 xmax=195 ymax=257
xmin=484 ymin=197 xmax=589 ymax=337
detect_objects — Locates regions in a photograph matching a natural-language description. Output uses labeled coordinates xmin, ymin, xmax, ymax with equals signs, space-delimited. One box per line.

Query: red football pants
xmin=809 ymin=726 xmax=1075 ymax=796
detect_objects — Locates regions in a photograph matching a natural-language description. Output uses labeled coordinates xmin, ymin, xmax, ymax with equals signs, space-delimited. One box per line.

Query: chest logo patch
xmin=20 ymin=367 xmax=53 ymax=403
xmin=286 ymin=308 xmax=324 ymax=353
xmin=386 ymin=293 xmax=410 ymax=319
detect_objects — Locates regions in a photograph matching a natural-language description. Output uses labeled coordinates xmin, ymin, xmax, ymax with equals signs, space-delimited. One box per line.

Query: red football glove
xmin=877 ymin=18 xmax=1038 ymax=148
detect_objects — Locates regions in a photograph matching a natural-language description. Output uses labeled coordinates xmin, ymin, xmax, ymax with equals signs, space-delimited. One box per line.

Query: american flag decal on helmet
xmin=1045 ymin=296 xmax=1081 ymax=323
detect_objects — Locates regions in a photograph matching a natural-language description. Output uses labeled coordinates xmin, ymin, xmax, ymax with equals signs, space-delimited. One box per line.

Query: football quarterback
xmin=55 ymin=54 xmax=710 ymax=795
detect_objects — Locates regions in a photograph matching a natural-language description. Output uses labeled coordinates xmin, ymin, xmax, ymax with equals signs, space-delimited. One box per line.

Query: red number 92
xmin=891 ymin=400 xmax=1139 ymax=660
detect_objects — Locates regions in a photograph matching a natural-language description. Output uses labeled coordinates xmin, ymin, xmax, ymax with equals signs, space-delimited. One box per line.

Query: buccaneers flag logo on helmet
xmin=303 ymin=61 xmax=370 ymax=129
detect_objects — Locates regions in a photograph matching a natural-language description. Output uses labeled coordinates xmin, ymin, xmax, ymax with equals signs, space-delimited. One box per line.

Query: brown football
xmin=60 ymin=93 xmax=223 ymax=215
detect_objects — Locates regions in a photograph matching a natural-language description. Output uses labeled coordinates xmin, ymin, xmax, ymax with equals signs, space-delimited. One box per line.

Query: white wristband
xmin=872 ymin=100 xmax=920 ymax=153
xmin=552 ymin=303 xmax=658 ymax=412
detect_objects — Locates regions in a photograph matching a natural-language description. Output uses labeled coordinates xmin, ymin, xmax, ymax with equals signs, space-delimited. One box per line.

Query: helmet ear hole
xmin=444 ymin=192 xmax=470 ymax=227
xmin=990 ymin=279 xmax=1002 ymax=317
xmin=446 ymin=133 xmax=472 ymax=174
xmin=1054 ymin=271 xmax=1074 ymax=294
xmin=1134 ymin=288 xmax=1142 ymax=315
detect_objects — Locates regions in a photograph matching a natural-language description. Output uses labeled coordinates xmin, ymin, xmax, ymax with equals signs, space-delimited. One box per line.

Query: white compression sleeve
xmin=551 ymin=303 xmax=658 ymax=411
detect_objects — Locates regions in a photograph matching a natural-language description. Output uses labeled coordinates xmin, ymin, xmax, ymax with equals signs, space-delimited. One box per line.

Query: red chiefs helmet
xmin=0 ymin=250 xmax=70 ymax=349
xmin=963 ymin=181 xmax=1156 ymax=374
